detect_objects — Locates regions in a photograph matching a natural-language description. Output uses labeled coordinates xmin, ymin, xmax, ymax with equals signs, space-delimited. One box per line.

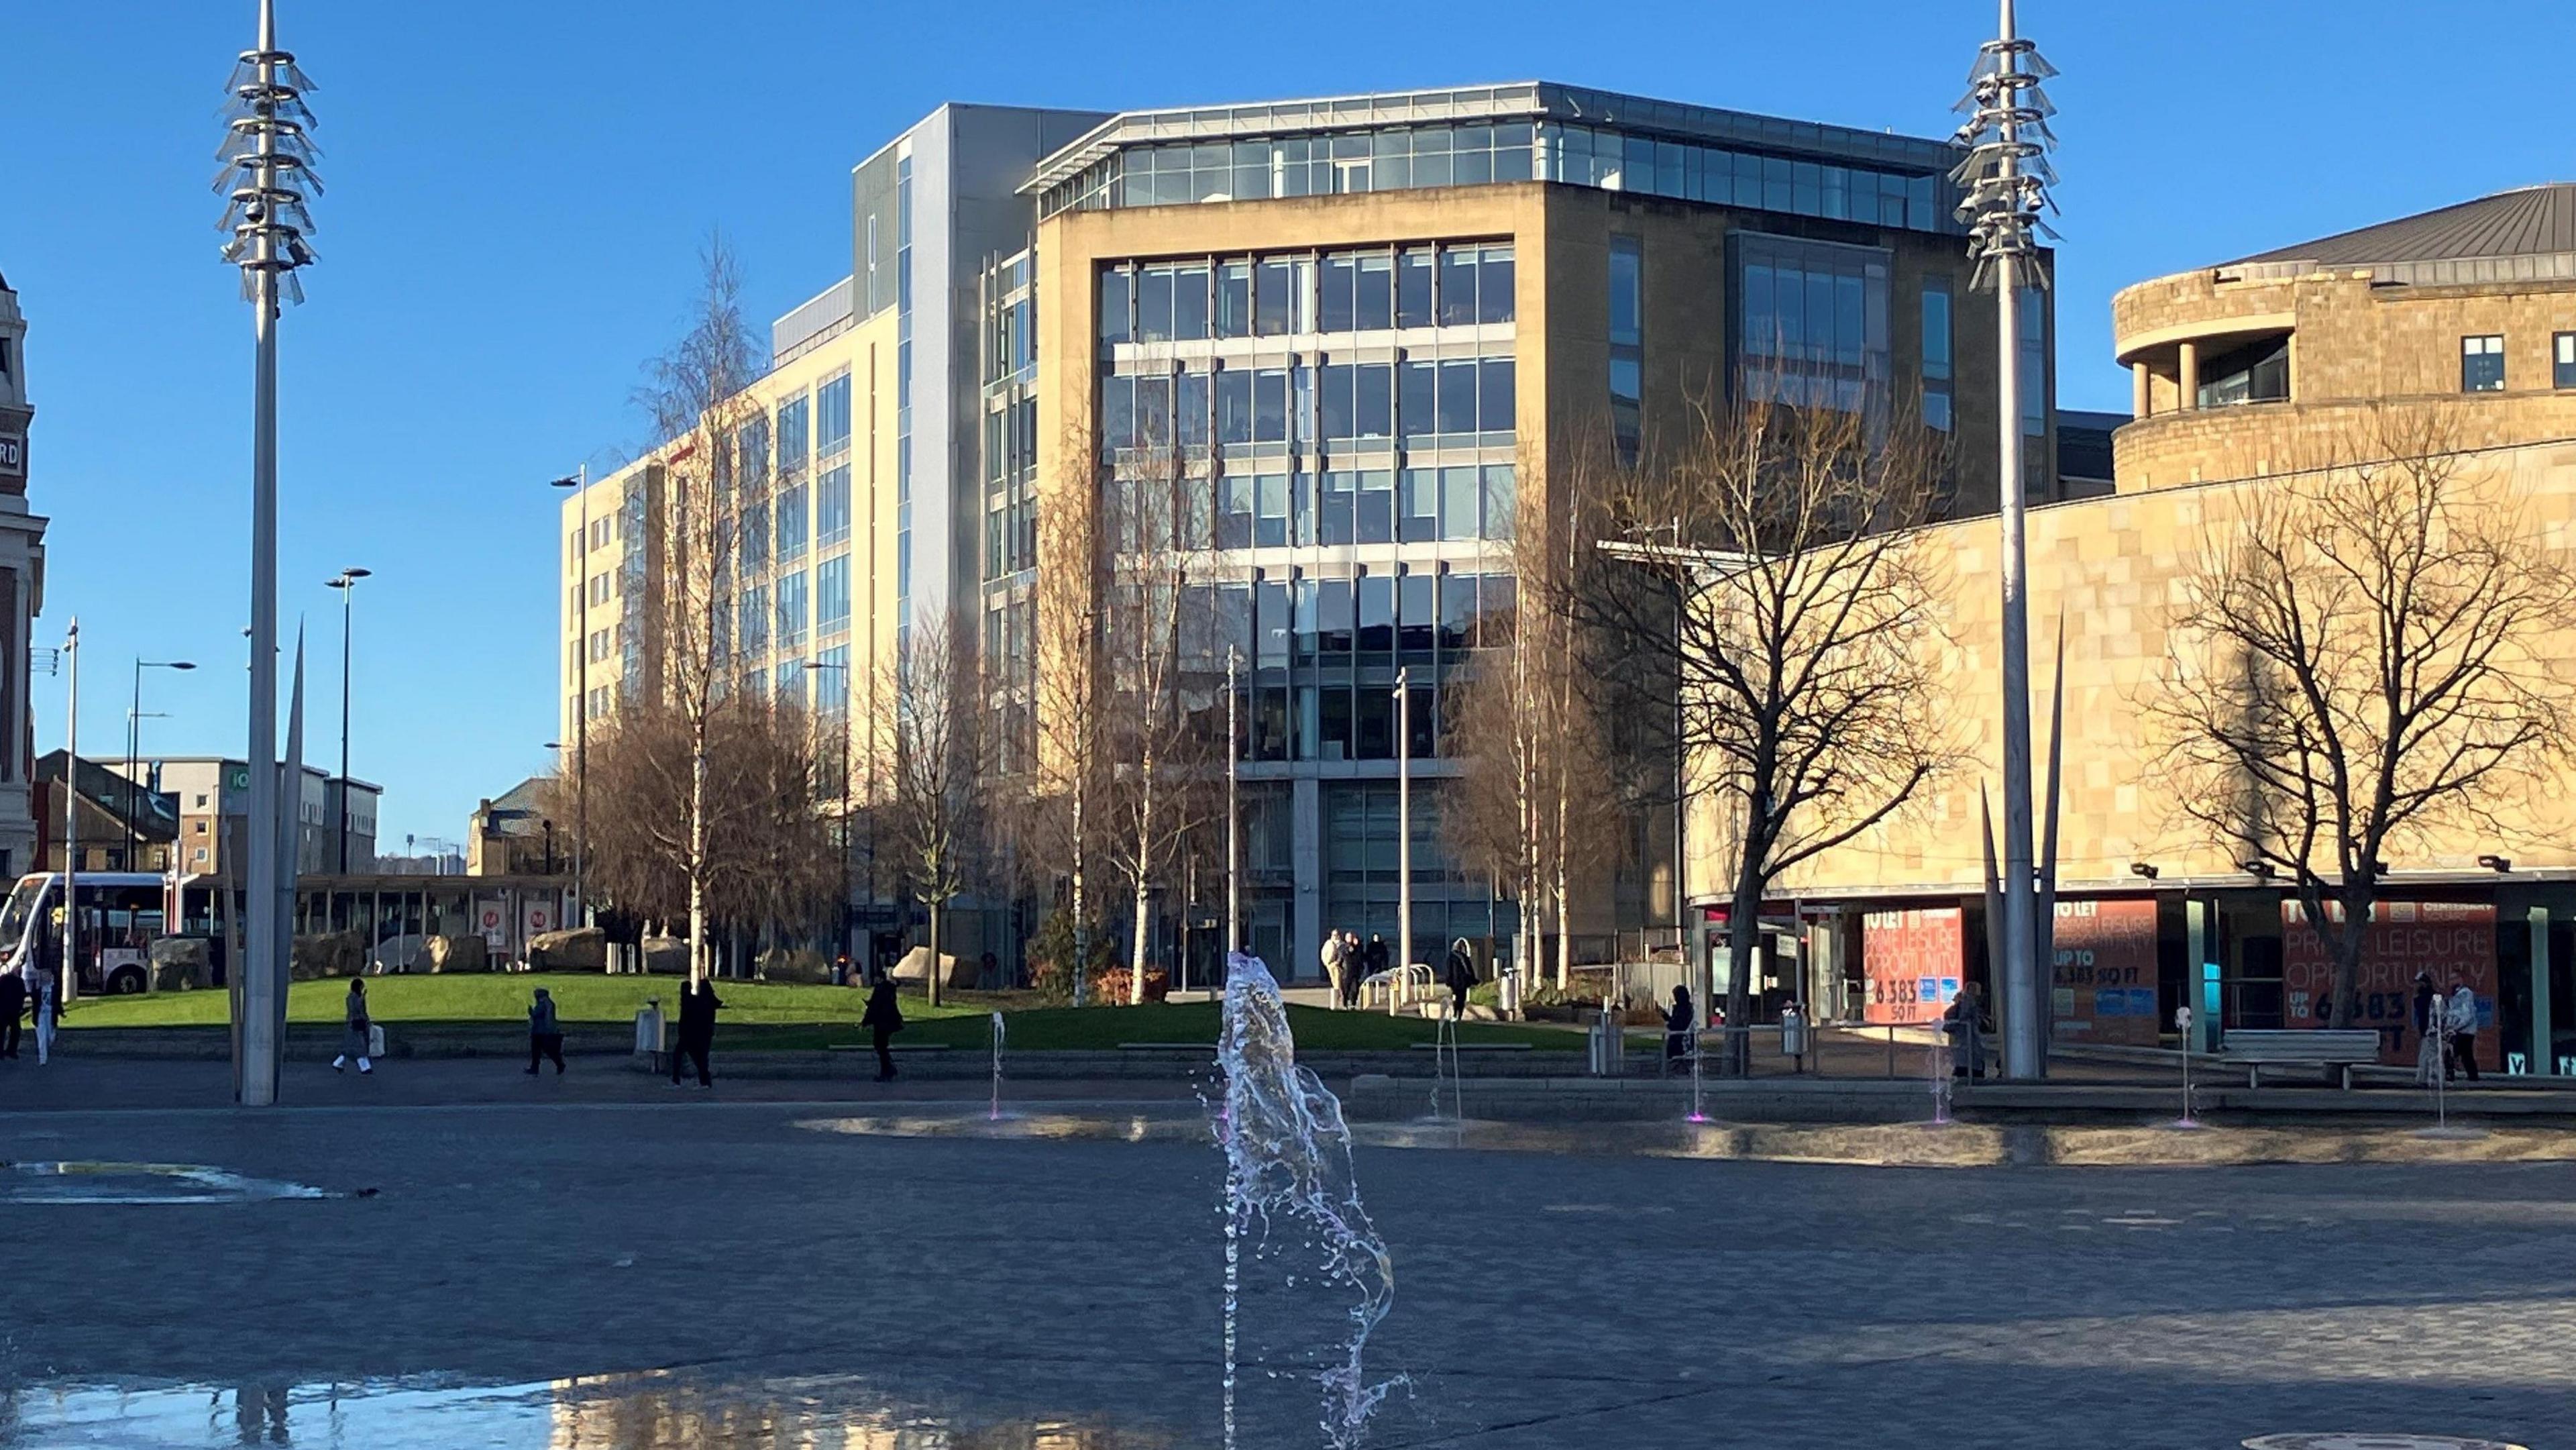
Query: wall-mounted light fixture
xmin=2476 ymin=853 xmax=2513 ymax=873
xmin=2129 ymin=862 xmax=2159 ymax=881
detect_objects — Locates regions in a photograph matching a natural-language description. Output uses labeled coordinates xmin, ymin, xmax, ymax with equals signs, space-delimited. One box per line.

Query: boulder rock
xmin=528 ymin=926 xmax=606 ymax=972
xmin=148 ymin=936 xmax=210 ymax=992
xmin=290 ymin=930 xmax=366 ymax=981
xmin=758 ymin=947 xmax=833 ymax=984
xmin=892 ymin=945 xmax=973 ymax=989
xmin=426 ymin=934 xmax=490 ymax=974
xmin=640 ymin=937 xmax=691 ymax=976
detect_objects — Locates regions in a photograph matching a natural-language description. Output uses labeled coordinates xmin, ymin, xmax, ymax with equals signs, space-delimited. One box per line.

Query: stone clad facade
xmin=1723 ymin=187 xmax=2576 ymax=1073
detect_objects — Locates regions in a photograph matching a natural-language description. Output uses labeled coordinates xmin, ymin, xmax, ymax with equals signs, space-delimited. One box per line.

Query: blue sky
xmin=9 ymin=0 xmax=2572 ymax=849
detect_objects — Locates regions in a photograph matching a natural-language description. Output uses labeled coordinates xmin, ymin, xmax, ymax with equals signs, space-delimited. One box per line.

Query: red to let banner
xmin=1863 ymin=907 xmax=1964 ymax=1025
xmin=2051 ymin=897 xmax=2161 ymax=1046
xmin=2281 ymin=900 xmax=2494 ymax=1062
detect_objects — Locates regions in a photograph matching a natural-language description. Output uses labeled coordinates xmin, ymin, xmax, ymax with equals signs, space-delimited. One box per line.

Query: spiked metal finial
xmin=216 ymin=1 xmax=321 ymax=305
xmin=1948 ymin=8 xmax=2059 ymax=293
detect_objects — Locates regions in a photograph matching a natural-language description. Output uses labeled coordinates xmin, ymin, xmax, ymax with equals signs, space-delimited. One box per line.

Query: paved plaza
xmin=0 ymin=1086 xmax=2567 ymax=1448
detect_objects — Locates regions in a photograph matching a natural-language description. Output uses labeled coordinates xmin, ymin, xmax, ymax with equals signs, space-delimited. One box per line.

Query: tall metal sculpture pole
xmin=1951 ymin=0 xmax=2059 ymax=1080
xmin=219 ymin=0 xmax=320 ymax=1104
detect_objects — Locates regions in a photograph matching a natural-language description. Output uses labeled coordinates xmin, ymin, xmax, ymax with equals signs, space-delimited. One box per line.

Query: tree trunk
xmin=1129 ymin=876 xmax=1152 ymax=1005
xmin=1129 ymin=756 xmax=1155 ymax=1005
xmin=1071 ymin=782 xmax=1089 ymax=1007
xmin=1552 ymin=869 xmax=1572 ymax=994
xmin=1723 ymin=860 xmax=1764 ymax=1078
xmin=687 ymin=726 xmax=709 ymax=988
xmin=2328 ymin=884 xmax=2373 ymax=1031
xmin=926 ymin=892 xmax=945 ymax=1010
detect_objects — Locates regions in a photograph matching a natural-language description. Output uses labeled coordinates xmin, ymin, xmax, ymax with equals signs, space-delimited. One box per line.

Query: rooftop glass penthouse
xmin=1030 ymin=81 xmax=1962 ymax=234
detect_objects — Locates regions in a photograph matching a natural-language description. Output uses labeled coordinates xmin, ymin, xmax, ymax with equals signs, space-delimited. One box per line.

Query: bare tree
xmin=1577 ymin=401 xmax=1955 ymax=1070
xmin=1034 ymin=421 xmax=1109 ymax=1005
xmin=2147 ymin=411 xmax=2576 ymax=1027
xmin=1096 ymin=417 xmax=1218 ymax=1003
xmin=566 ymin=692 xmax=834 ymax=968
xmin=879 ymin=616 xmax=981 ymax=1008
xmin=631 ymin=235 xmax=768 ymax=985
xmin=1444 ymin=440 xmax=1623 ymax=990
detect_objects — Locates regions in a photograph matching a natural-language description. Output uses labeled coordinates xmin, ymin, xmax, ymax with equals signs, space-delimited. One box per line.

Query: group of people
xmin=1318 ymin=930 xmax=1483 ymax=1017
xmin=1318 ymin=929 xmax=1387 ymax=1008
xmin=2413 ymin=970 xmax=2483 ymax=1084
xmin=0 ymin=964 xmax=59 ymax=1064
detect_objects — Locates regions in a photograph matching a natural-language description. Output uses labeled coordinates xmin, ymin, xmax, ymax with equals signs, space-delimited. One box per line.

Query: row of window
xmin=1103 ymin=464 xmax=1517 ymax=552
xmin=2463 ymin=332 xmax=2576 ymax=393
xmin=1040 ymin=120 xmax=1953 ymax=238
xmin=1099 ymin=245 xmax=1515 ymax=346
xmin=732 ymin=374 xmax=855 ymax=486
xmin=1101 ymin=357 xmax=1516 ymax=452
xmin=719 ymin=555 xmax=855 ymax=662
xmin=735 ymin=465 xmax=854 ymax=572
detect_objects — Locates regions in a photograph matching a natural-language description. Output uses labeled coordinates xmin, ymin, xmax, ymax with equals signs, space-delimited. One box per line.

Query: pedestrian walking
xmin=1664 ymin=984 xmax=1696 ymax=1068
xmin=29 ymin=948 xmax=56 ymax=1066
xmin=861 ymin=971 xmax=904 ymax=1082
xmin=2444 ymin=972 xmax=2481 ymax=1082
xmin=1339 ymin=931 xmax=1362 ymax=1006
xmin=1320 ymin=930 xmax=1347 ymax=1008
xmin=0 ymin=968 xmax=22 ymax=1061
xmin=670 ymin=978 xmax=722 ymax=1088
xmin=1363 ymin=933 xmax=1389 ymax=998
xmin=525 ymin=987 xmax=566 ymax=1076
xmin=1943 ymin=981 xmax=1988 ymax=1080
xmin=331 ymin=978 xmax=373 ymax=1074
xmin=1444 ymin=938 xmax=1477 ymax=1019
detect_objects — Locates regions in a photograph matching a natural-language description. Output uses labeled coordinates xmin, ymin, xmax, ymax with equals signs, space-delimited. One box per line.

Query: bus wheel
xmin=109 ymin=967 xmax=148 ymax=995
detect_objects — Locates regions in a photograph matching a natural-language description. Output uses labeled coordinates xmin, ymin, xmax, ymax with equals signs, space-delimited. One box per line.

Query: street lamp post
xmin=551 ymin=467 xmax=590 ymax=927
xmin=1394 ymin=666 xmax=1411 ymax=990
xmin=323 ymin=567 xmax=370 ymax=873
xmin=127 ymin=660 xmax=197 ymax=870
xmin=60 ymin=621 xmax=78 ymax=1009
xmin=1951 ymin=0 xmax=2061 ymax=1081
xmin=805 ymin=658 xmax=855 ymax=980
xmin=219 ymin=0 xmax=320 ymax=1108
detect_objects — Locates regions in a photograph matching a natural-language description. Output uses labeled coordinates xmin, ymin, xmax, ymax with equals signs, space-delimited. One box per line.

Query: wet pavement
xmin=0 ymin=1096 xmax=2565 ymax=1447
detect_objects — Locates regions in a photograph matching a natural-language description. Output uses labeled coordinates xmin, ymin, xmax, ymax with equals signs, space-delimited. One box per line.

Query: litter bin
xmin=635 ymin=1000 xmax=666 ymax=1071
xmin=1497 ymin=968 xmax=1522 ymax=1020
xmin=1780 ymin=1004 xmax=1810 ymax=1065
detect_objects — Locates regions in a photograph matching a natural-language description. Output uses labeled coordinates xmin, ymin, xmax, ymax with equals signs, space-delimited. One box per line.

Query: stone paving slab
xmin=0 ymin=1100 xmax=2566 ymax=1448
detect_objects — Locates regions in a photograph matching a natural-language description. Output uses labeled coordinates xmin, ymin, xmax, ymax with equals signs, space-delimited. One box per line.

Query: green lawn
xmin=62 ymin=974 xmax=983 ymax=1031
xmin=60 ymin=975 xmax=1580 ymax=1052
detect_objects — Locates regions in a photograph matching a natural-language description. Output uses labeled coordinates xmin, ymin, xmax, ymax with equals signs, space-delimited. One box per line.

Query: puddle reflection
xmin=0 ymin=1371 xmax=1163 ymax=1447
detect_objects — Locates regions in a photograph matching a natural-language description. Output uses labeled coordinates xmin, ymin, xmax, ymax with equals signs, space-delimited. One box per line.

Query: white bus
xmin=0 ymin=872 xmax=225 ymax=995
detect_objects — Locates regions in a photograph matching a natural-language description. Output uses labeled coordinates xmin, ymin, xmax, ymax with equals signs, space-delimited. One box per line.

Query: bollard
xmin=635 ymin=1000 xmax=666 ymax=1073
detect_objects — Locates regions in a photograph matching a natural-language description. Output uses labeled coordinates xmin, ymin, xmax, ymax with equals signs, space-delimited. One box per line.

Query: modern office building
xmin=564 ymin=83 xmax=2053 ymax=980
xmin=1752 ymin=185 xmax=2576 ymax=1074
xmin=0 ymin=272 xmax=49 ymax=880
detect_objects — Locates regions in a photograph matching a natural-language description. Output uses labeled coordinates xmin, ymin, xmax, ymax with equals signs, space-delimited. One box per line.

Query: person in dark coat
xmin=1943 ymin=982 xmax=1988 ymax=1079
xmin=525 ymin=987 xmax=566 ymax=1076
xmin=860 ymin=972 xmax=904 ymax=1082
xmin=1664 ymin=985 xmax=1696 ymax=1066
xmin=0 ymin=968 xmax=23 ymax=1060
xmin=1444 ymin=939 xmax=1477 ymax=1019
xmin=671 ymin=979 xmax=722 ymax=1088
xmin=1363 ymin=933 xmax=1390 ymax=991
xmin=2411 ymin=972 xmax=2438 ymax=1057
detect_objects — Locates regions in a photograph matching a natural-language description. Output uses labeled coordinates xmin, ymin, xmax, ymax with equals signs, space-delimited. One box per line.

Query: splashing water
xmin=1685 ymin=1026 xmax=1709 ymax=1125
xmin=1215 ymin=949 xmax=1401 ymax=1450
xmin=989 ymin=1011 xmax=1008 ymax=1122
